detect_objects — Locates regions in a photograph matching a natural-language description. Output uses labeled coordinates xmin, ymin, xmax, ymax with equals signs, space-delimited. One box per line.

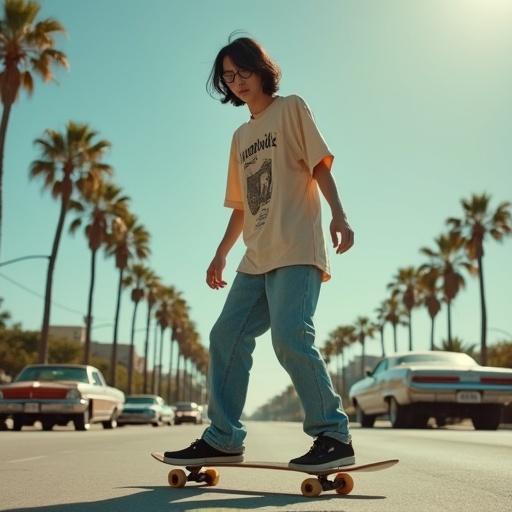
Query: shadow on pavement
xmin=7 ymin=485 xmax=387 ymax=511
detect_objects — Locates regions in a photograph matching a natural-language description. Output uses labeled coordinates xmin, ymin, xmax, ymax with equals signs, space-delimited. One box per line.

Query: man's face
xmin=222 ymin=55 xmax=263 ymax=103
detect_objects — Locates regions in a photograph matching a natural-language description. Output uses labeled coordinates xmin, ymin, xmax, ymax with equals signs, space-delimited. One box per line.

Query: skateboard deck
xmin=151 ymin=451 xmax=399 ymax=497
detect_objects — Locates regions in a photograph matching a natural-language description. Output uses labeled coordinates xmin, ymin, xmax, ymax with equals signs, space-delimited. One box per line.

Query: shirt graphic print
xmin=239 ymin=131 xmax=277 ymax=229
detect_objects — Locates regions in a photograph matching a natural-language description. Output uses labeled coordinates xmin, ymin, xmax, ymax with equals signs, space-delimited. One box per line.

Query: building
xmin=49 ymin=325 xmax=85 ymax=344
xmin=91 ymin=342 xmax=145 ymax=373
xmin=48 ymin=325 xmax=145 ymax=373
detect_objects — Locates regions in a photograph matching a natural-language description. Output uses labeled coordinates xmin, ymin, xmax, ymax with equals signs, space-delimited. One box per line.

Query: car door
xmin=366 ymin=359 xmax=389 ymax=414
xmin=364 ymin=360 xmax=389 ymax=414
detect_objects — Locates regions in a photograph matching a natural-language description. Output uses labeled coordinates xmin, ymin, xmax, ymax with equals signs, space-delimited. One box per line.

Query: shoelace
xmin=190 ymin=439 xmax=203 ymax=450
xmin=307 ymin=436 xmax=330 ymax=456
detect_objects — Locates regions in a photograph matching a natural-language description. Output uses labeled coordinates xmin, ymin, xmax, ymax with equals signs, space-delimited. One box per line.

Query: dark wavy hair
xmin=206 ymin=33 xmax=281 ymax=107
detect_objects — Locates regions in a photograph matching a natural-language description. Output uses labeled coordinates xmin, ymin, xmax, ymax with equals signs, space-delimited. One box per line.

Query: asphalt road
xmin=1 ymin=420 xmax=511 ymax=512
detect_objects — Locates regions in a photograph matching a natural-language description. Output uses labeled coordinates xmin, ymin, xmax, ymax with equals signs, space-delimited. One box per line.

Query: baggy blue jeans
xmin=201 ymin=264 xmax=352 ymax=453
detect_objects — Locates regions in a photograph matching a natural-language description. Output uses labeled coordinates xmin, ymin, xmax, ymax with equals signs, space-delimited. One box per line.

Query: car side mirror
xmin=365 ymin=368 xmax=373 ymax=377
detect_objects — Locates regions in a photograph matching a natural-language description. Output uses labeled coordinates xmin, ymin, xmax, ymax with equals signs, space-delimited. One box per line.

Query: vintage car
xmin=0 ymin=364 xmax=125 ymax=431
xmin=349 ymin=351 xmax=512 ymax=430
xmin=173 ymin=401 xmax=203 ymax=425
xmin=118 ymin=394 xmax=174 ymax=426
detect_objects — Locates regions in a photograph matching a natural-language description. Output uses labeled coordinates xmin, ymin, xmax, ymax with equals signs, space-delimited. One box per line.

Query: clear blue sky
xmin=2 ymin=0 xmax=511 ymax=415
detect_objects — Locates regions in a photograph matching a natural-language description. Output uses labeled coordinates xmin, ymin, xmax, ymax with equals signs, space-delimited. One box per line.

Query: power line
xmin=0 ymin=272 xmax=109 ymax=321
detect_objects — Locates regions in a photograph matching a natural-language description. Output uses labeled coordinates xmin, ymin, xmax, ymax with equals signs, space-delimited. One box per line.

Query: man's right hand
xmin=206 ymin=252 xmax=227 ymax=290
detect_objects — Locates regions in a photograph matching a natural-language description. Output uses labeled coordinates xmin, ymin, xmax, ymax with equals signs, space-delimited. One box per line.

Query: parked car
xmin=0 ymin=364 xmax=124 ymax=431
xmin=173 ymin=401 xmax=203 ymax=425
xmin=349 ymin=351 xmax=512 ymax=430
xmin=118 ymin=394 xmax=174 ymax=427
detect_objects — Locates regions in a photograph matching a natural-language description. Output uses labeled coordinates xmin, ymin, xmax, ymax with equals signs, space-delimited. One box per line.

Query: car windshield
xmin=16 ymin=366 xmax=89 ymax=383
xmin=395 ymin=353 xmax=477 ymax=366
xmin=174 ymin=402 xmax=198 ymax=411
xmin=126 ymin=397 xmax=158 ymax=404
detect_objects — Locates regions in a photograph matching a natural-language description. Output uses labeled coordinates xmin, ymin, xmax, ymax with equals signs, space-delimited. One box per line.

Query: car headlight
xmin=66 ymin=389 xmax=82 ymax=400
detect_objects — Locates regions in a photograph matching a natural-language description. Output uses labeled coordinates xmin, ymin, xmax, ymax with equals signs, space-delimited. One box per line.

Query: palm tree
xmin=142 ymin=273 xmax=160 ymax=393
xmin=123 ymin=263 xmax=151 ymax=394
xmin=30 ymin=122 xmax=112 ymax=363
xmin=329 ymin=325 xmax=356 ymax=399
xmin=106 ymin=212 xmax=150 ymax=386
xmin=374 ymin=302 xmax=388 ymax=357
xmin=446 ymin=193 xmax=511 ymax=364
xmin=353 ymin=316 xmax=376 ymax=378
xmin=167 ymin=298 xmax=189 ymax=402
xmin=69 ymin=181 xmax=128 ymax=365
xmin=387 ymin=267 xmax=421 ymax=351
xmin=420 ymin=232 xmax=476 ymax=351
xmin=417 ymin=266 xmax=442 ymax=350
xmin=154 ymin=286 xmax=178 ymax=395
xmin=381 ymin=295 xmax=407 ymax=353
xmin=0 ymin=0 xmax=68 ymax=255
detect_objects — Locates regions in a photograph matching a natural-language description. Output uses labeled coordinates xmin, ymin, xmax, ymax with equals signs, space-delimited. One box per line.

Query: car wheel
xmin=435 ymin=416 xmax=447 ymax=427
xmin=102 ymin=409 xmax=119 ymax=429
xmin=74 ymin=408 xmax=91 ymax=431
xmin=12 ymin=415 xmax=23 ymax=431
xmin=471 ymin=404 xmax=502 ymax=430
xmin=41 ymin=417 xmax=54 ymax=431
xmin=388 ymin=397 xmax=410 ymax=428
xmin=355 ymin=403 xmax=376 ymax=428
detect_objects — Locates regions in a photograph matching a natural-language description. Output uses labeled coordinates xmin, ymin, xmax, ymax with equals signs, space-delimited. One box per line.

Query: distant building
xmin=91 ymin=342 xmax=145 ymax=373
xmin=49 ymin=325 xmax=85 ymax=344
xmin=48 ymin=324 xmax=145 ymax=373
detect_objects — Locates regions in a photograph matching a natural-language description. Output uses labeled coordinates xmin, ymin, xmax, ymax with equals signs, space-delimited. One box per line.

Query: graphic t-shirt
xmin=224 ymin=94 xmax=335 ymax=282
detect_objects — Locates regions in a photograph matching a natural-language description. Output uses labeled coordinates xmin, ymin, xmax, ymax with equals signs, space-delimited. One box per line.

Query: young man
xmin=164 ymin=36 xmax=355 ymax=471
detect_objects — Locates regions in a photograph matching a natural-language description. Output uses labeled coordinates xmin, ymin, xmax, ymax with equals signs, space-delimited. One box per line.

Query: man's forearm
xmin=217 ymin=208 xmax=244 ymax=256
xmin=313 ymin=162 xmax=348 ymax=221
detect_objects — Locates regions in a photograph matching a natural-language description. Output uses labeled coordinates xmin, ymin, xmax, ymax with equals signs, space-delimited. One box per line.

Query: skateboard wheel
xmin=334 ymin=473 xmax=354 ymax=495
xmin=301 ymin=478 xmax=322 ymax=497
xmin=168 ymin=469 xmax=187 ymax=488
xmin=204 ymin=468 xmax=220 ymax=486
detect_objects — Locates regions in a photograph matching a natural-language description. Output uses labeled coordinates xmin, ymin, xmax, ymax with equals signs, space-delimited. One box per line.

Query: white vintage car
xmin=349 ymin=351 xmax=512 ymax=430
xmin=0 ymin=364 xmax=125 ymax=431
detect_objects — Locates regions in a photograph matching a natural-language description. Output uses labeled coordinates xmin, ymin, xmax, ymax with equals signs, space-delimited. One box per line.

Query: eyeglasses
xmin=222 ymin=69 xmax=253 ymax=83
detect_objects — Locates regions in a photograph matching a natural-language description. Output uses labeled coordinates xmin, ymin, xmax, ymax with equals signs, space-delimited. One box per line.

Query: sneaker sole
xmin=288 ymin=455 xmax=356 ymax=472
xmin=163 ymin=454 xmax=244 ymax=465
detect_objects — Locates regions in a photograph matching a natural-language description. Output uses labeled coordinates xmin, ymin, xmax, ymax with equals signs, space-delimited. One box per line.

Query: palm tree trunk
xmin=340 ymin=351 xmax=346 ymax=401
xmin=152 ymin=321 xmax=158 ymax=393
xmin=477 ymin=256 xmax=487 ymax=365
xmin=447 ymin=301 xmax=453 ymax=350
xmin=39 ymin=194 xmax=68 ymax=363
xmin=83 ymin=248 xmax=98 ymax=364
xmin=176 ymin=351 xmax=181 ymax=401
xmin=392 ymin=323 xmax=398 ymax=352
xmin=380 ymin=325 xmax=385 ymax=357
xmin=430 ymin=315 xmax=435 ymax=350
xmin=143 ymin=303 xmax=153 ymax=393
xmin=408 ymin=310 xmax=413 ymax=351
xmin=166 ymin=338 xmax=175 ymax=402
xmin=110 ymin=268 xmax=125 ymax=386
xmin=0 ymin=102 xmax=13 ymax=257
xmin=157 ymin=327 xmax=165 ymax=395
xmin=360 ymin=336 xmax=366 ymax=377
xmin=128 ymin=299 xmax=140 ymax=394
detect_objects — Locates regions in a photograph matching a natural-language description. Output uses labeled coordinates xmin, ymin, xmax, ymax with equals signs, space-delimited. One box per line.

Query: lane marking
xmin=7 ymin=456 xmax=46 ymax=464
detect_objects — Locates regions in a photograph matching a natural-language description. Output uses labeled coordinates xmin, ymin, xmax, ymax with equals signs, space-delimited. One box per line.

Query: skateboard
xmin=151 ymin=452 xmax=399 ymax=497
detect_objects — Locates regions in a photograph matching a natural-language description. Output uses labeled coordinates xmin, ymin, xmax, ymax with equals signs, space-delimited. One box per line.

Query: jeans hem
xmin=202 ymin=431 xmax=245 ymax=454
xmin=322 ymin=431 xmax=352 ymax=444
